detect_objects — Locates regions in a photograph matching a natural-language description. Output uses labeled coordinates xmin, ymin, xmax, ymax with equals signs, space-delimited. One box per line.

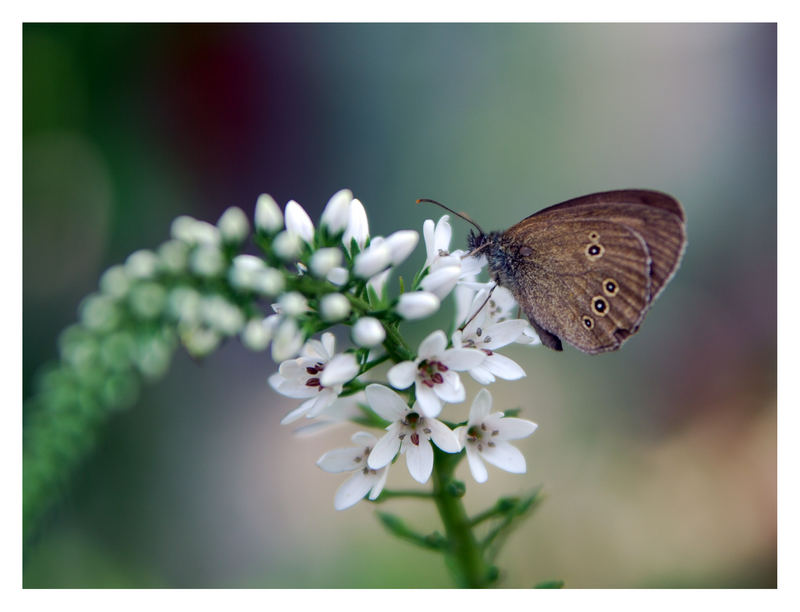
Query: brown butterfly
xmin=420 ymin=190 xmax=686 ymax=354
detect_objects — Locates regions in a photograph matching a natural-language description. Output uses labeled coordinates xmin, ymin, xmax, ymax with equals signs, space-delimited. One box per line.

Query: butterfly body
xmin=466 ymin=190 xmax=686 ymax=354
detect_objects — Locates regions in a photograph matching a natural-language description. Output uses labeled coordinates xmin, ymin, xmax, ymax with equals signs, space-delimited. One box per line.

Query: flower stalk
xmin=23 ymin=188 xmax=552 ymax=587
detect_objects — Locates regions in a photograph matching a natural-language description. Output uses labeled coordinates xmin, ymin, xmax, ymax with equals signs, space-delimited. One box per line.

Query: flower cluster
xmin=248 ymin=190 xmax=542 ymax=509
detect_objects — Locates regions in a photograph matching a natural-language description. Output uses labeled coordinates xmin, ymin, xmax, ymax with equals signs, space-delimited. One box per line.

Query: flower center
xmin=417 ymin=359 xmax=448 ymax=388
xmin=305 ymin=361 xmax=326 ymax=392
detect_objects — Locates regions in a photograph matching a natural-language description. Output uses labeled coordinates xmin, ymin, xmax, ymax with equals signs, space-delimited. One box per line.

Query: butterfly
xmin=420 ymin=190 xmax=686 ymax=354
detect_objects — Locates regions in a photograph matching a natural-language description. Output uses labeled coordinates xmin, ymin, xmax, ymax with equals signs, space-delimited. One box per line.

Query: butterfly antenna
xmin=416 ymin=198 xmax=485 ymax=235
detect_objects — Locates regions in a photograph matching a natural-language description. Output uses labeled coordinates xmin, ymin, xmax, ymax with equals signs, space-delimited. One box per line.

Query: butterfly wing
xmin=501 ymin=190 xmax=685 ymax=354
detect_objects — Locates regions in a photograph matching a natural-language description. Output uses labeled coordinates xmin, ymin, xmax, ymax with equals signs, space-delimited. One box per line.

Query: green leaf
xmin=534 ymin=580 xmax=565 ymax=589
xmin=375 ymin=511 xmax=446 ymax=551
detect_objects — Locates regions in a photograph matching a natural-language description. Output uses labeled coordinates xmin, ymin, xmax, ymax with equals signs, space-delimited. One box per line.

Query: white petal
xmin=284 ymin=200 xmax=315 ymax=243
xmin=426 ymin=418 xmax=462 ymax=453
xmin=440 ymin=347 xmax=485 ymax=371
xmin=351 ymin=431 xmax=378 ymax=447
xmin=385 ymin=230 xmax=419 ymax=265
xmin=320 ymin=353 xmax=359 ymax=386
xmin=354 ymin=243 xmax=392 ymax=278
xmin=484 ymin=353 xmax=526 ymax=380
xmin=468 ymin=365 xmax=495 ymax=385
xmin=418 ymin=330 xmax=447 ymax=360
xmin=368 ymin=431 xmax=401 ymax=469
xmin=317 ymin=446 xmax=369 ymax=473
xmin=320 ymin=189 xmax=353 ymax=234
xmin=386 ymin=361 xmax=417 ymax=389
xmin=367 ymin=467 xmax=390 ymax=500
xmin=433 ymin=371 xmax=465 ymax=403
xmin=367 ymin=268 xmax=392 ymax=296
xmin=301 ymin=337 xmax=327 ymax=361
xmin=434 ymin=216 xmax=452 ymax=253
xmin=466 ymin=445 xmax=489 ymax=483
xmin=280 ymin=397 xmax=317 ymax=424
xmin=423 ymin=218 xmax=436 ymax=265
xmin=420 ymin=265 xmax=461 ymax=299
xmin=480 ymin=440 xmax=527 ymax=474
xmin=415 ymin=382 xmax=443 ymax=418
xmin=320 ymin=332 xmax=336 ymax=359
xmin=365 ymin=384 xmax=409 ymax=422
xmin=487 ymin=416 xmax=538 ymax=440
xmin=334 ymin=472 xmax=374 ymax=510
xmin=480 ymin=319 xmax=529 ymax=349
xmin=305 ymin=390 xmax=339 ymax=418
xmin=454 ymin=284 xmax=478 ymax=330
xmin=310 ymin=248 xmax=343 ymax=277
xmin=469 ymin=388 xmax=492 ymax=425
xmin=405 ymin=438 xmax=434 ymax=484
xmin=395 ymin=292 xmax=440 ymax=319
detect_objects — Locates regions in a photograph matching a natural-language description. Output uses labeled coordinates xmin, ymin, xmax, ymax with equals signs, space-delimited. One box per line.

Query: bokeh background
xmin=22 ymin=23 xmax=776 ymax=588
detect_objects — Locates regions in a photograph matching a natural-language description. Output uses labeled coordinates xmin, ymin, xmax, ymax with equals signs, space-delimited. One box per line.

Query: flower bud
xmin=271 ymin=318 xmax=303 ymax=361
xmin=217 ymin=206 xmax=250 ymax=244
xmin=273 ymin=230 xmax=302 ymax=260
xmin=253 ymin=267 xmax=285 ymax=296
xmin=278 ymin=291 xmax=308 ymax=317
xmin=320 ymin=189 xmax=353 ymax=234
xmin=327 ymin=266 xmax=349 ymax=286
xmin=241 ymin=318 xmax=273 ymax=351
xmin=125 ymin=249 xmax=159 ymax=280
xmin=310 ymin=247 xmax=343 ymax=277
xmin=320 ymin=293 xmax=351 ymax=322
xmin=189 ymin=244 xmax=225 ymax=277
xmin=255 ymin=193 xmax=283 ymax=233
xmin=352 ymin=317 xmax=385 ymax=347
xmin=100 ymin=265 xmax=131 ymax=299
xmin=385 ymin=230 xmax=419 ymax=265
xmin=284 ymin=200 xmax=315 ymax=244
xmin=396 ymin=291 xmax=440 ymax=320
xmin=158 ymin=240 xmax=189 ymax=274
xmin=129 ymin=282 xmax=167 ymax=319
xmin=342 ymin=198 xmax=369 ymax=252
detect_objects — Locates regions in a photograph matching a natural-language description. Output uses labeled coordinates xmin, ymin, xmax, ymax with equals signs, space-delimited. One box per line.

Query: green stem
xmin=371 ymin=489 xmax=435 ymax=502
xmin=431 ymin=448 xmax=493 ymax=588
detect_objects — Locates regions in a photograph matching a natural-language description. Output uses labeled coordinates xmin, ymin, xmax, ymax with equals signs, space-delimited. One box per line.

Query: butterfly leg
xmin=458 ymin=283 xmax=498 ymax=332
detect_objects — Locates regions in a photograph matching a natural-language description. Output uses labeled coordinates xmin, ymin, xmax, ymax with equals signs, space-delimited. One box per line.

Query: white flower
xmin=386 ymin=330 xmax=484 ymax=417
xmin=451 ymin=288 xmax=528 ymax=384
xmin=317 ymin=431 xmax=390 ymax=510
xmin=269 ymin=332 xmax=360 ymax=424
xmin=352 ymin=317 xmax=385 ymax=348
xmin=217 ymin=206 xmax=250 ymax=244
xmin=180 ymin=325 xmax=221 ymax=358
xmin=320 ymin=189 xmax=353 ymax=234
xmin=342 ymin=198 xmax=369 ymax=251
xmin=365 ymin=384 xmax=461 ymax=484
xmin=423 ymin=215 xmax=453 ymax=269
xmin=395 ymin=291 xmax=441 ymax=320
xmin=284 ymin=200 xmax=315 ymax=244
xmin=320 ymin=293 xmax=351 ymax=322
xmin=454 ymin=389 xmax=537 ymax=483
xmin=310 ymin=247 xmax=343 ymax=277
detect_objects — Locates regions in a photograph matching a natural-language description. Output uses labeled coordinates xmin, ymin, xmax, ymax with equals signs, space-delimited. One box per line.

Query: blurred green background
xmin=22 ymin=23 xmax=776 ymax=588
